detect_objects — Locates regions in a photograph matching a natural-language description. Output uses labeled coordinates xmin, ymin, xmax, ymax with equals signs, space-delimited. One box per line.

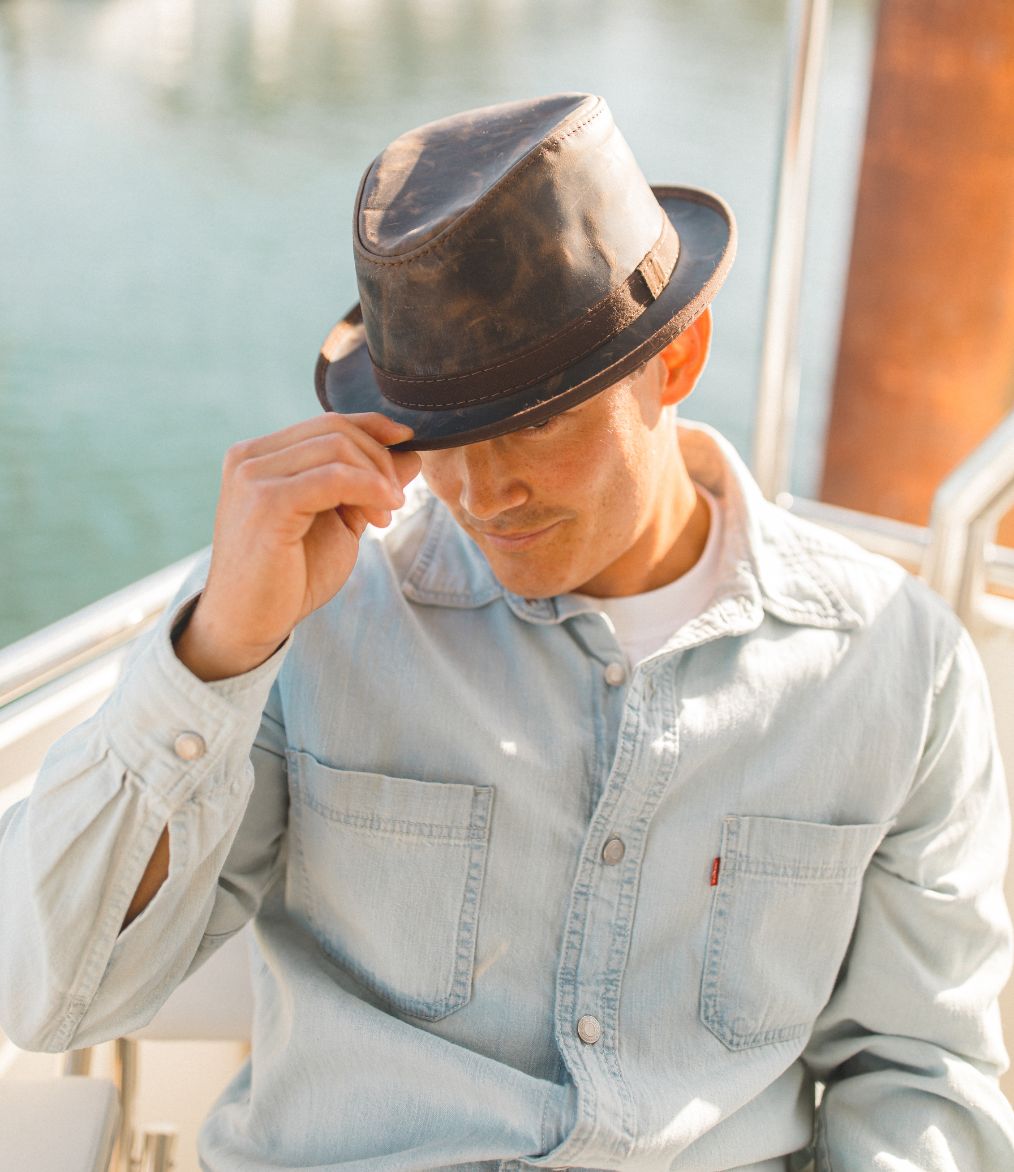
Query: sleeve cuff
xmin=100 ymin=588 xmax=292 ymax=807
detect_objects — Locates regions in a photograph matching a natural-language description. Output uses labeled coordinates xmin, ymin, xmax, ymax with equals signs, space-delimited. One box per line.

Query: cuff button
xmin=173 ymin=731 xmax=206 ymax=761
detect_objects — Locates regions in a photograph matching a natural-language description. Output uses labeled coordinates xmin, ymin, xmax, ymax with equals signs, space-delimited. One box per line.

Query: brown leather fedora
xmin=315 ymin=92 xmax=736 ymax=450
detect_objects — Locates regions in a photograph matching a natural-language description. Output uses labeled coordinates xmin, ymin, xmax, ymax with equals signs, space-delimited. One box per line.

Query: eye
xmin=523 ymin=413 xmax=562 ymax=434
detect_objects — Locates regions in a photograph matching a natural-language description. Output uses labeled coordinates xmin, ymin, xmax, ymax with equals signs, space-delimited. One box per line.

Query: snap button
xmin=173 ymin=731 xmax=206 ymax=761
xmin=601 ymin=836 xmax=626 ymax=866
xmin=603 ymin=661 xmax=626 ymax=687
xmin=576 ymin=1014 xmax=602 ymax=1045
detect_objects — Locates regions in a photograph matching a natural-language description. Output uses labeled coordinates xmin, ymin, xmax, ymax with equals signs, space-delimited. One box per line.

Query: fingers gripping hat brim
xmin=314 ymin=186 xmax=735 ymax=451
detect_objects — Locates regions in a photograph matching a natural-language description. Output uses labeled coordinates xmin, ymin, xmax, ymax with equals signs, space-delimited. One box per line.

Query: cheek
xmin=571 ymin=435 xmax=647 ymax=518
xmin=419 ymin=459 xmax=457 ymax=506
xmin=586 ymin=473 xmax=657 ymax=568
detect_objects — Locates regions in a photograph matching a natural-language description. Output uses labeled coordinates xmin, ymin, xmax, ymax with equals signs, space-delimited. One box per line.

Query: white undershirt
xmin=570 ymin=484 xmax=724 ymax=667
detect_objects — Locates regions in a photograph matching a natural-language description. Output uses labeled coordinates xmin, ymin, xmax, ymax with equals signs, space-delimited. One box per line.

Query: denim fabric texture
xmin=1 ymin=419 xmax=1013 ymax=1171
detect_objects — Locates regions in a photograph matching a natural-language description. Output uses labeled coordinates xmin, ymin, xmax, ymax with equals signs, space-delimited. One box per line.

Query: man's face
xmin=418 ymin=360 xmax=678 ymax=600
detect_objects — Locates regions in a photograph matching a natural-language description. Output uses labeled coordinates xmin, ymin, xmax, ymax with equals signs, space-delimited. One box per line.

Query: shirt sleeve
xmin=802 ymin=617 xmax=1014 ymax=1169
xmin=0 ymin=557 xmax=292 ymax=1052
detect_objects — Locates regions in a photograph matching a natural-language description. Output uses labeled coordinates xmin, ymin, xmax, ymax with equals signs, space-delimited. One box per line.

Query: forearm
xmin=804 ymin=621 xmax=1014 ymax=1168
xmin=119 ymin=605 xmax=286 ymax=932
xmin=0 ymin=572 xmax=290 ymax=1051
xmin=813 ymin=1041 xmax=1014 ymax=1171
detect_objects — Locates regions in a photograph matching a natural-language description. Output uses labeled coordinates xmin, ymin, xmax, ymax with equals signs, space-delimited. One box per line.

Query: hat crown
xmin=358 ymin=93 xmax=592 ymax=258
xmin=352 ymin=93 xmax=667 ymax=383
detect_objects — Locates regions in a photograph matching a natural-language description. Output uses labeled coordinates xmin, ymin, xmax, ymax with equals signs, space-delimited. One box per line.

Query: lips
xmin=474 ymin=519 xmax=563 ymax=550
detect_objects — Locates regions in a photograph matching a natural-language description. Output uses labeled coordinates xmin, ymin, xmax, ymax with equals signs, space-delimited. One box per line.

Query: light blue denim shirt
xmin=2 ymin=419 xmax=1013 ymax=1172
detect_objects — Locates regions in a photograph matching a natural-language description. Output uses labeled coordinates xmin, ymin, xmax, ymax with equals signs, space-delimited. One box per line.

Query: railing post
xmin=115 ymin=1037 xmax=140 ymax=1172
xmin=752 ymin=0 xmax=831 ymax=499
xmin=63 ymin=1047 xmax=94 ymax=1076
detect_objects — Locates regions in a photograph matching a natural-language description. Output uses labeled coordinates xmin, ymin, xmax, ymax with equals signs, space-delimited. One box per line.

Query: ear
xmin=657 ymin=307 xmax=712 ymax=407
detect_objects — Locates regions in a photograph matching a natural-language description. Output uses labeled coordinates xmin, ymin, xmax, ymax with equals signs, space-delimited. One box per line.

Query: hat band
xmin=370 ymin=215 xmax=679 ymax=411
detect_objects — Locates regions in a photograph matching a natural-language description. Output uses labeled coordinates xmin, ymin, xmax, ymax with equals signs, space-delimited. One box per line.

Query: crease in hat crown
xmin=351 ymin=93 xmax=676 ymax=392
xmin=355 ymin=93 xmax=596 ymax=260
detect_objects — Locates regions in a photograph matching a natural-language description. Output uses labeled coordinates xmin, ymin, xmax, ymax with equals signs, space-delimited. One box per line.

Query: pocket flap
xmin=723 ymin=815 xmax=891 ymax=883
xmin=287 ymin=749 xmax=490 ymax=844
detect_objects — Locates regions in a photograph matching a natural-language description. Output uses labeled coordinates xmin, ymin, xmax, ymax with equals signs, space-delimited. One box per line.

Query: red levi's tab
xmin=710 ymin=857 xmax=721 ymax=886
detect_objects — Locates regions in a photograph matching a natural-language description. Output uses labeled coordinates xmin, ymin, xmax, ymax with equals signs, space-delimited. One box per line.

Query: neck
xmin=644 ymin=475 xmax=711 ymax=590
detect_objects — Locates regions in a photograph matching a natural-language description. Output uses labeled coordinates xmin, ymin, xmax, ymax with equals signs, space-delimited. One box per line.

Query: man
xmin=1 ymin=93 xmax=1012 ymax=1171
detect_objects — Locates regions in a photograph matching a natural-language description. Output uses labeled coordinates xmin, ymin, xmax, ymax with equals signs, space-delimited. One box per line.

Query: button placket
xmin=552 ymin=650 xmax=679 ymax=1155
xmin=576 ymin=1014 xmax=602 ymax=1045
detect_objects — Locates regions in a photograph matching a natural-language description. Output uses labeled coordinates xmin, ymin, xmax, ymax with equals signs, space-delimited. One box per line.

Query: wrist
xmin=171 ymin=597 xmax=287 ymax=682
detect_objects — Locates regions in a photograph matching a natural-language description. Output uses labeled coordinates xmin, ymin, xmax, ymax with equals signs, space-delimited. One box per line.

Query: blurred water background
xmin=0 ymin=0 xmax=875 ymax=649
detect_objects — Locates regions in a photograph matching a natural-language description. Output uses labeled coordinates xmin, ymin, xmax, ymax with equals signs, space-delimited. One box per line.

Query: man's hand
xmin=174 ymin=412 xmax=420 ymax=681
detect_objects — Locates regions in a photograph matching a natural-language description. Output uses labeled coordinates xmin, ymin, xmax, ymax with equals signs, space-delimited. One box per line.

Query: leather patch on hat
xmin=637 ymin=218 xmax=679 ymax=300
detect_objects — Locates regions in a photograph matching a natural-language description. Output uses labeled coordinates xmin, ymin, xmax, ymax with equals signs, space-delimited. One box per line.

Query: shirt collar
xmin=399 ymin=418 xmax=863 ymax=636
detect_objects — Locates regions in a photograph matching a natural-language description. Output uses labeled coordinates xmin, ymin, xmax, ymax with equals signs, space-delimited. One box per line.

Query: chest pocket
xmin=286 ymin=748 xmax=493 ymax=1021
xmin=700 ymin=814 xmax=889 ymax=1050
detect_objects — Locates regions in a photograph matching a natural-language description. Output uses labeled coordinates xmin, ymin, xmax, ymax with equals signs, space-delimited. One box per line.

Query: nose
xmin=457 ymin=440 xmax=529 ymax=521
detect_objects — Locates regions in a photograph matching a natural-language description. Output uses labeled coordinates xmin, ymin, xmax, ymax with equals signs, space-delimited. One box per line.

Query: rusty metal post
xmin=820 ymin=0 xmax=1014 ymax=547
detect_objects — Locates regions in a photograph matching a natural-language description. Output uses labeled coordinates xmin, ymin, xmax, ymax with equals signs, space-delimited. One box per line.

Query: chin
xmin=486 ymin=562 xmax=569 ymax=601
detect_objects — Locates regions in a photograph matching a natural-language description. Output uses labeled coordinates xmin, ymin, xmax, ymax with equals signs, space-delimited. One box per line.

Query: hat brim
xmin=314 ymin=186 xmax=735 ymax=451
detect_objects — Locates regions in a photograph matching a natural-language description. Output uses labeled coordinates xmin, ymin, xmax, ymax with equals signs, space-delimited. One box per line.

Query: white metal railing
xmin=777 ymin=496 xmax=1014 ymax=592
xmin=752 ymin=0 xmax=831 ymax=500
xmin=923 ymin=413 xmax=1014 ymax=626
xmin=0 ymin=551 xmax=205 ymax=711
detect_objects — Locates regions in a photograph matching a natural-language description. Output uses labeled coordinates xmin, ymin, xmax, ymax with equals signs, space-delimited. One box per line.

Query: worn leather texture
xmin=354 ymin=94 xmax=666 ymax=381
xmin=316 ymin=93 xmax=737 ymax=449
